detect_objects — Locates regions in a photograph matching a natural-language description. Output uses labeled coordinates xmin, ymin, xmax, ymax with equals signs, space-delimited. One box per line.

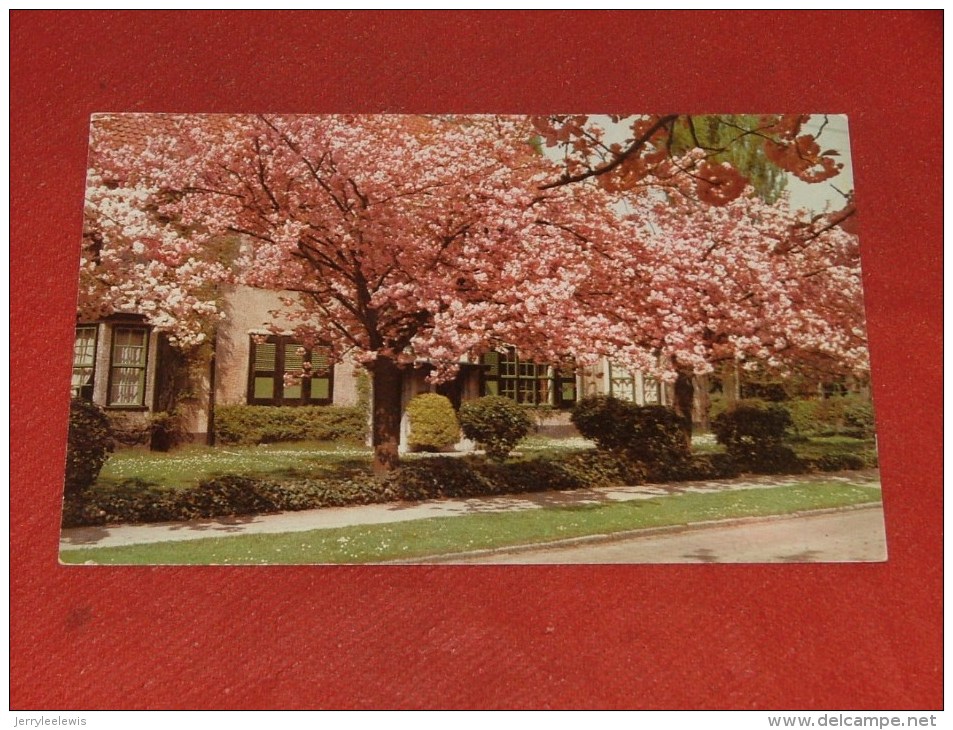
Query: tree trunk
xmin=673 ymin=367 xmax=694 ymax=448
xmin=369 ymin=356 xmax=404 ymax=475
xmin=694 ymin=373 xmax=711 ymax=433
xmin=722 ymin=361 xmax=741 ymax=405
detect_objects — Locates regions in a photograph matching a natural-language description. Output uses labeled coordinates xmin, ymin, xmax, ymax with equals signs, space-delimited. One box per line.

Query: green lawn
xmin=791 ymin=435 xmax=878 ymax=461
xmin=61 ymin=480 xmax=881 ymax=565
xmin=97 ymin=441 xmax=373 ymax=490
xmin=96 ymin=438 xmax=597 ymax=491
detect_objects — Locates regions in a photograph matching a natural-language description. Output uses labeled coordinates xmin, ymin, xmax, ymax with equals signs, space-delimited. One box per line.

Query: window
xmin=247 ymin=335 xmax=333 ymax=406
xmin=642 ymin=375 xmax=662 ymax=404
xmin=481 ymin=349 xmax=576 ymax=408
xmin=608 ymin=362 xmax=662 ymax=405
xmin=108 ymin=326 xmax=149 ymax=407
xmin=72 ymin=325 xmax=98 ymax=400
xmin=608 ymin=362 xmax=637 ymax=402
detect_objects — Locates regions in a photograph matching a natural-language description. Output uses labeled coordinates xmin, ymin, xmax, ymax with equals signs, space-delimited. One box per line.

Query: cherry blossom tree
xmin=80 ymin=171 xmax=228 ymax=348
xmin=85 ymin=113 xmax=867 ymax=470
xmin=579 ymin=160 xmax=867 ymax=439
xmin=92 ymin=114 xmax=632 ymax=473
xmin=530 ymin=114 xmax=863 ymax=437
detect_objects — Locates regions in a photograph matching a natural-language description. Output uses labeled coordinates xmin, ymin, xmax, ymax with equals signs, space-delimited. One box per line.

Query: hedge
xmin=67 ymin=442 xmax=873 ymax=528
xmin=214 ymin=404 xmax=367 ymax=445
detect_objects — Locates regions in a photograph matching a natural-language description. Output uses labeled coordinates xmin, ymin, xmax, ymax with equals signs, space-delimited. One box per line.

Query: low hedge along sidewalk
xmin=60 ymin=446 xmax=873 ymax=528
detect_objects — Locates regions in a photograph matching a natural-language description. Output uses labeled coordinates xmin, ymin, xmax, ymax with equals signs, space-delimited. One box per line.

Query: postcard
xmin=58 ymin=113 xmax=884 ymax=565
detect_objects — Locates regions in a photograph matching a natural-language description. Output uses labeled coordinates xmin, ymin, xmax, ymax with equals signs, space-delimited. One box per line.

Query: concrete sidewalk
xmin=59 ymin=470 xmax=881 ymax=551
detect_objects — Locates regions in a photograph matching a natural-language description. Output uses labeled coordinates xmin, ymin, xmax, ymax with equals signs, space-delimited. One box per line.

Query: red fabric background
xmin=10 ymin=11 xmax=942 ymax=709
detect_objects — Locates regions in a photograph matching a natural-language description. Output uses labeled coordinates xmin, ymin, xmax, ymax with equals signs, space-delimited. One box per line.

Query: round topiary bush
xmin=459 ymin=396 xmax=532 ymax=462
xmin=406 ymin=393 xmax=460 ymax=452
xmin=65 ymin=398 xmax=113 ymax=496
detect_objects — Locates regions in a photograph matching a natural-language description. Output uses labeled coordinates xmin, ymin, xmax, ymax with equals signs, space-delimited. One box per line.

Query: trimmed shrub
xmin=843 ymin=398 xmax=876 ymax=439
xmin=648 ymin=452 xmax=742 ymax=482
xmin=178 ymin=475 xmax=283 ymax=517
xmin=556 ymin=449 xmax=648 ymax=489
xmin=712 ymin=401 xmax=799 ymax=473
xmin=571 ymin=396 xmax=688 ymax=467
xmin=384 ymin=458 xmax=497 ymax=501
xmin=786 ymin=398 xmax=819 ymax=437
xmin=788 ymin=395 xmax=877 ymax=438
xmin=459 ymin=396 xmax=532 ymax=462
xmin=406 ymin=393 xmax=460 ymax=452
xmin=569 ymin=395 xmax=638 ymax=453
xmin=65 ymin=399 xmax=113 ymax=496
xmin=745 ymin=445 xmax=806 ymax=475
xmin=214 ymin=404 xmax=367 ymax=445
xmin=149 ymin=410 xmax=189 ymax=452
xmin=61 ymin=473 xmax=387 ymax=528
xmin=805 ymin=451 xmax=868 ymax=472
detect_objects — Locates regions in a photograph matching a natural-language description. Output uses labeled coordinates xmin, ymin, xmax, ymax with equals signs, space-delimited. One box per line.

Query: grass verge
xmin=61 ymin=481 xmax=881 ymax=565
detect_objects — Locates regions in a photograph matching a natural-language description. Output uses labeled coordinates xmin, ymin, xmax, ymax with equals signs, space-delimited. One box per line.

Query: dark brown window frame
xmin=247 ymin=334 xmax=334 ymax=407
xmin=480 ymin=348 xmax=577 ymax=409
xmin=106 ymin=324 xmax=151 ymax=409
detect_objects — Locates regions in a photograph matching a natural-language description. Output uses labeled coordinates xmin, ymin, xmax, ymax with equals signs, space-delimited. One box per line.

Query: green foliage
xmin=569 ymin=396 xmax=637 ymax=452
xmin=555 ymin=450 xmax=649 ymax=489
xmin=803 ymin=451 xmax=868 ymax=472
xmin=712 ymin=401 xmax=797 ymax=473
xmin=65 ymin=399 xmax=113 ymax=496
xmin=62 ymin=473 xmax=386 ymax=527
xmin=354 ymin=368 xmax=371 ymax=410
xmin=786 ymin=395 xmax=876 ymax=439
xmin=62 ymin=429 xmax=878 ymax=528
xmin=214 ymin=404 xmax=367 ymax=445
xmin=64 ymin=449 xmax=650 ymax=527
xmin=459 ymin=396 xmax=533 ymax=462
xmin=648 ymin=453 xmax=742 ymax=482
xmin=570 ymin=396 xmax=689 ymax=466
xmin=149 ymin=410 xmax=188 ymax=452
xmin=669 ymin=114 xmax=788 ymax=203
xmin=843 ymin=399 xmax=876 ymax=438
xmin=406 ymin=393 xmax=460 ymax=452
xmin=383 ymin=458 xmax=498 ymax=501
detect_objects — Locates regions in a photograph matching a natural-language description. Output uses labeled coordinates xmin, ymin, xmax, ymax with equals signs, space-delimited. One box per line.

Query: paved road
xmin=442 ymin=506 xmax=887 ymax=564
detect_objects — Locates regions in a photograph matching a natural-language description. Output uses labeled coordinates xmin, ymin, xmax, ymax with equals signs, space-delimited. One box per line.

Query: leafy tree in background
xmin=666 ymin=114 xmax=788 ymax=203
